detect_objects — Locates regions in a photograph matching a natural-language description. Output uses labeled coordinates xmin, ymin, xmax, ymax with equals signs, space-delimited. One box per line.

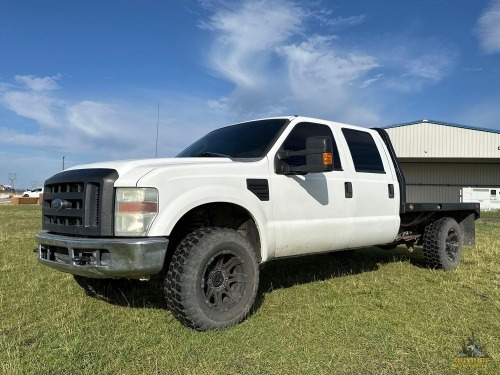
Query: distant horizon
xmin=1 ymin=0 xmax=500 ymax=188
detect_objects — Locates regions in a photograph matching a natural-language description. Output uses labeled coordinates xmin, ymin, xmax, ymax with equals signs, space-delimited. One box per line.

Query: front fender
xmin=147 ymin=185 xmax=274 ymax=262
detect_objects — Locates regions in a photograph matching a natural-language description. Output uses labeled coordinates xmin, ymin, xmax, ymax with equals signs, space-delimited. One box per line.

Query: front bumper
xmin=36 ymin=232 xmax=169 ymax=279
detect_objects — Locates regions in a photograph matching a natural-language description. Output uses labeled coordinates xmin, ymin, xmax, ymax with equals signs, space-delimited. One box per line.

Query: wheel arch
xmin=163 ymin=201 xmax=265 ymax=265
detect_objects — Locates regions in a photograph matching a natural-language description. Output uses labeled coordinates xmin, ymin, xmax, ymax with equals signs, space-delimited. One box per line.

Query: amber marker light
xmin=323 ymin=152 xmax=333 ymax=165
xmin=117 ymin=201 xmax=158 ymax=213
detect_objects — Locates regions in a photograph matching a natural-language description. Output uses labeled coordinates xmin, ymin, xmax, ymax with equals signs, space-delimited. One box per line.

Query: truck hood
xmin=66 ymin=158 xmax=235 ymax=187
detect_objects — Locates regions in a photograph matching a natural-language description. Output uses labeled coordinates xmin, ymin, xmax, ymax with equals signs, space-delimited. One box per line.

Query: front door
xmin=270 ymin=121 xmax=355 ymax=257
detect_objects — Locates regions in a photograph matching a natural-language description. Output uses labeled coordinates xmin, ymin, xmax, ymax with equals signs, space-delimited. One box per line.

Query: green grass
xmin=479 ymin=210 xmax=500 ymax=218
xmin=1 ymin=205 xmax=498 ymax=374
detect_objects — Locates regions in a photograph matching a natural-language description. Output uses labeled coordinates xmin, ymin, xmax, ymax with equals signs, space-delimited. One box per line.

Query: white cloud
xmin=373 ymin=38 xmax=459 ymax=91
xmin=203 ymin=1 xmax=301 ymax=51
xmin=0 ymin=77 xmax=160 ymax=160
xmin=200 ymin=1 xmax=382 ymax=124
xmin=280 ymin=36 xmax=378 ymax=90
xmin=199 ymin=1 xmax=458 ymax=124
xmin=15 ymin=74 xmax=61 ymax=91
xmin=279 ymin=36 xmax=380 ymax=122
xmin=0 ymin=126 xmax=74 ymax=152
xmin=203 ymin=0 xmax=302 ymax=90
xmin=476 ymin=0 xmax=500 ymax=54
xmin=66 ymin=101 xmax=123 ymax=139
xmin=324 ymin=14 xmax=366 ymax=28
xmin=406 ymin=52 xmax=456 ymax=82
xmin=0 ymin=74 xmax=241 ymax=174
xmin=309 ymin=7 xmax=366 ymax=29
xmin=360 ymin=74 xmax=385 ymax=89
xmin=2 ymin=90 xmax=64 ymax=128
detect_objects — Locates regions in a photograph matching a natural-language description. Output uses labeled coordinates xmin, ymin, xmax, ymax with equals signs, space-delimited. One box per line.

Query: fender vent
xmin=247 ymin=179 xmax=269 ymax=201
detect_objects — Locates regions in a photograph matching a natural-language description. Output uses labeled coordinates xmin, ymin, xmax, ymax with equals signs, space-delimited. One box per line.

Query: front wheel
xmin=422 ymin=217 xmax=463 ymax=270
xmin=164 ymin=227 xmax=259 ymax=331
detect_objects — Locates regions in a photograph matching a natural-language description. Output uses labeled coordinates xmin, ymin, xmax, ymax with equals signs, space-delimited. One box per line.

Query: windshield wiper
xmin=193 ymin=151 xmax=231 ymax=158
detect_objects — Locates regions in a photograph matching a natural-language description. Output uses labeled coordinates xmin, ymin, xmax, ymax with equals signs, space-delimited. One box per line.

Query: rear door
xmin=340 ymin=127 xmax=400 ymax=247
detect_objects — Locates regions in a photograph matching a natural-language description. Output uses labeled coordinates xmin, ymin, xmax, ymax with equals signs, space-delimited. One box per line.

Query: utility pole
xmin=62 ymin=156 xmax=65 ymax=171
xmin=155 ymin=102 xmax=159 ymax=158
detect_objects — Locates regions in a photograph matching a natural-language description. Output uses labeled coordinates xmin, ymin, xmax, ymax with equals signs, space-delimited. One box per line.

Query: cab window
xmin=341 ymin=128 xmax=385 ymax=173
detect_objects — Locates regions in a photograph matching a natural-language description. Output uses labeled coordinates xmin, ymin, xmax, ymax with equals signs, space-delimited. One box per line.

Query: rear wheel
xmin=422 ymin=217 xmax=463 ymax=270
xmin=164 ymin=227 xmax=259 ymax=331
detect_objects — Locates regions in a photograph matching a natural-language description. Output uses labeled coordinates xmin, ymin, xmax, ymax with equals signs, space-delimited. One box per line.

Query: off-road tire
xmin=422 ymin=217 xmax=463 ymax=270
xmin=164 ymin=227 xmax=259 ymax=331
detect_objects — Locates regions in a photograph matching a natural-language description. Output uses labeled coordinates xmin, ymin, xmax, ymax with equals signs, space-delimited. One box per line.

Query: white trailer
xmin=461 ymin=187 xmax=500 ymax=211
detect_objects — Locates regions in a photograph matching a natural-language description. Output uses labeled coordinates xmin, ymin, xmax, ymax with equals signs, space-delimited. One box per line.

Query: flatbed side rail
xmin=403 ymin=202 xmax=480 ymax=218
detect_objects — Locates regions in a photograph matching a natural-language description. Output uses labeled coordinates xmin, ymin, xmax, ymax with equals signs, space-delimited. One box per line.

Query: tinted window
xmin=281 ymin=122 xmax=342 ymax=170
xmin=342 ymin=128 xmax=385 ymax=173
xmin=177 ymin=119 xmax=288 ymax=158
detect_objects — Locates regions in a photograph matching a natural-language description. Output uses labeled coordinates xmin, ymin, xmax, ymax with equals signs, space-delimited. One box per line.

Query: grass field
xmin=479 ymin=210 xmax=500 ymax=218
xmin=1 ymin=205 xmax=498 ymax=374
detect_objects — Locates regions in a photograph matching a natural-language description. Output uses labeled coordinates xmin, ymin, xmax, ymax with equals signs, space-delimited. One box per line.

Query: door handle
xmin=388 ymin=184 xmax=395 ymax=199
xmin=345 ymin=182 xmax=353 ymax=198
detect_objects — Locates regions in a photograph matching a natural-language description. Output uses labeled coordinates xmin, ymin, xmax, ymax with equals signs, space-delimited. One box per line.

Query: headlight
xmin=115 ymin=188 xmax=158 ymax=236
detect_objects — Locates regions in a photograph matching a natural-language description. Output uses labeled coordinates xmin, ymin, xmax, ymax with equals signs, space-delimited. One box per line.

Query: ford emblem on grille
xmin=51 ymin=198 xmax=64 ymax=211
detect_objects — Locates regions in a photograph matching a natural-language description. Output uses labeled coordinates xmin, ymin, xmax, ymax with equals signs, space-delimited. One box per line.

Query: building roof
xmin=384 ymin=119 xmax=500 ymax=135
xmin=383 ymin=119 xmax=500 ymax=159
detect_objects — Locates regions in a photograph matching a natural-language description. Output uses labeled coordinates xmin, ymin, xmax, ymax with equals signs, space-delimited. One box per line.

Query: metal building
xmin=384 ymin=119 xmax=500 ymax=204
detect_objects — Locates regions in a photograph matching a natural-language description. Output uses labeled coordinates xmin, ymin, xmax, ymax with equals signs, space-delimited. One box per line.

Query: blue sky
xmin=1 ymin=0 xmax=500 ymax=189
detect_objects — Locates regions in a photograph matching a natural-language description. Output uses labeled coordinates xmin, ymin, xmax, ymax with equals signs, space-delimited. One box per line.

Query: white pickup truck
xmin=36 ymin=116 xmax=479 ymax=330
xmin=23 ymin=187 xmax=43 ymax=198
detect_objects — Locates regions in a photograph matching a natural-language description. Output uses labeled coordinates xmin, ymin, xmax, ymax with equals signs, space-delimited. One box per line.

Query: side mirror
xmin=276 ymin=136 xmax=334 ymax=175
xmin=305 ymin=136 xmax=334 ymax=173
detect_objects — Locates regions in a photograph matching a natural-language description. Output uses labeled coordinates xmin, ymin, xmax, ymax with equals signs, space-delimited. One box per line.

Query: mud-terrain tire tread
xmin=164 ymin=227 xmax=259 ymax=331
xmin=422 ymin=217 xmax=463 ymax=270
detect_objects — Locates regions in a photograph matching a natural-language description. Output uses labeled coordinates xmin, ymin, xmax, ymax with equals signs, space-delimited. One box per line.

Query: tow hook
xmin=72 ymin=256 xmax=92 ymax=265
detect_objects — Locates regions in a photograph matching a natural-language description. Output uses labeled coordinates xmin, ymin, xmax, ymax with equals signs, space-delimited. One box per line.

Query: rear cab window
xmin=341 ymin=128 xmax=385 ymax=173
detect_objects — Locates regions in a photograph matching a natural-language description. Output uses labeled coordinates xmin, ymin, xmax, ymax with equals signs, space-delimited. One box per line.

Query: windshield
xmin=177 ymin=119 xmax=289 ymax=159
